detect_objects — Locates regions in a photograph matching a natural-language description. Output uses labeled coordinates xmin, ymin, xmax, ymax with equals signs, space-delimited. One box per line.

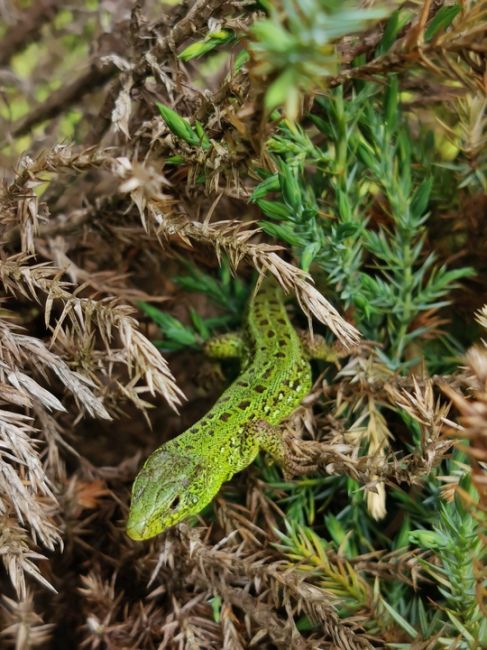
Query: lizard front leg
xmin=247 ymin=418 xmax=321 ymax=478
xmin=298 ymin=331 xmax=348 ymax=364
xmin=250 ymin=419 xmax=287 ymax=464
xmin=203 ymin=332 xmax=246 ymax=359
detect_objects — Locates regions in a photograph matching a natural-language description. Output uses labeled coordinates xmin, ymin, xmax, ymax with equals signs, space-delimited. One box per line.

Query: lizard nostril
xmin=170 ymin=495 xmax=181 ymax=510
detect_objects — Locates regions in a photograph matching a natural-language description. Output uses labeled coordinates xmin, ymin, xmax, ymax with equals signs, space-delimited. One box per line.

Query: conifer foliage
xmin=0 ymin=1 xmax=486 ymax=647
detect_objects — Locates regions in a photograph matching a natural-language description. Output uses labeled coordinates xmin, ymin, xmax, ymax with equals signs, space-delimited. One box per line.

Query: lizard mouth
xmin=126 ymin=496 xmax=180 ymax=540
xmin=126 ymin=514 xmax=149 ymax=540
xmin=126 ymin=509 xmax=160 ymax=541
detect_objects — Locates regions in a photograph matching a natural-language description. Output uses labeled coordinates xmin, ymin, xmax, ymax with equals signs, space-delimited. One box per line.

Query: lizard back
xmin=171 ymin=279 xmax=312 ymax=469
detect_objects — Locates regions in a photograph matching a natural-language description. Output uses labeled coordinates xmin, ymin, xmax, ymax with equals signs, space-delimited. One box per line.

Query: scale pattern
xmin=127 ymin=279 xmax=312 ymax=540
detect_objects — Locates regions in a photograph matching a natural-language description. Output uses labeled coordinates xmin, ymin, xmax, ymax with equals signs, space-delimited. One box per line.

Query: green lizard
xmin=127 ymin=278 xmax=336 ymax=540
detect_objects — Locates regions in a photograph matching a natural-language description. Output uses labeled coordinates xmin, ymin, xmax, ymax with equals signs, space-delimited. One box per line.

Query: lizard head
xmin=126 ymin=446 xmax=219 ymax=540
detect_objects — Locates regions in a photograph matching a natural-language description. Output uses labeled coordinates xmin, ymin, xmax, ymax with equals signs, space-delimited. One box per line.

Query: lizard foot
xmin=282 ymin=435 xmax=320 ymax=478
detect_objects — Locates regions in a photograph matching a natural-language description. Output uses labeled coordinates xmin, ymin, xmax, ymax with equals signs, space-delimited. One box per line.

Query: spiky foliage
xmin=0 ymin=0 xmax=486 ymax=647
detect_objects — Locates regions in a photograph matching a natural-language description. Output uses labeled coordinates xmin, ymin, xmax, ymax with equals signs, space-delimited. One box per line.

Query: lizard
xmin=126 ymin=277 xmax=338 ymax=541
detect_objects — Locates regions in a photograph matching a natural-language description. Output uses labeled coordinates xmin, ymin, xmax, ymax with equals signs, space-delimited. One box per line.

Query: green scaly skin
xmin=127 ymin=279 xmax=316 ymax=540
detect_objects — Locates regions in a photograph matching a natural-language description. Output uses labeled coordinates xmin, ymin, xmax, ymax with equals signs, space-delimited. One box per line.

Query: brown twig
xmin=7 ymin=0 xmax=227 ymax=142
xmin=0 ymin=0 xmax=65 ymax=66
xmin=7 ymin=62 xmax=116 ymax=140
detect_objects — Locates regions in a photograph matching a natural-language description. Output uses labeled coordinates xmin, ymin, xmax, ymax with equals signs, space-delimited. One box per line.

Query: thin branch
xmin=6 ymin=0 xmax=226 ymax=141
xmin=0 ymin=0 xmax=65 ymax=66
xmin=7 ymin=62 xmax=116 ymax=140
